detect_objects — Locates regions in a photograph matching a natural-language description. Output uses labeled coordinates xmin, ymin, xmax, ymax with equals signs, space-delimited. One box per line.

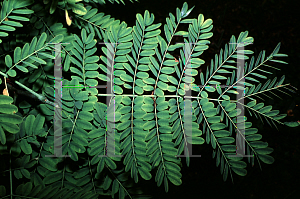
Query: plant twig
xmin=0 ymin=71 xmax=56 ymax=107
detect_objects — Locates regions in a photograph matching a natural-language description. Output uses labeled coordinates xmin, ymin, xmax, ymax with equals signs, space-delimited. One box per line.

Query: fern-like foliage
xmin=0 ymin=0 xmax=34 ymax=43
xmin=0 ymin=1 xmax=299 ymax=199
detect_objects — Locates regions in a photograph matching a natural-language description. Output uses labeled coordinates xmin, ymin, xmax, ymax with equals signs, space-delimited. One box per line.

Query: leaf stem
xmin=237 ymin=83 xmax=289 ymax=101
xmin=0 ymin=71 xmax=56 ymax=107
xmin=218 ymin=51 xmax=273 ymax=100
xmin=9 ymin=148 xmax=12 ymax=199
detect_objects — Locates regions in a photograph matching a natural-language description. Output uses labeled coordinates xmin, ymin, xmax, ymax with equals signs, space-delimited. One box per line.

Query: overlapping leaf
xmin=0 ymin=0 xmax=34 ymax=43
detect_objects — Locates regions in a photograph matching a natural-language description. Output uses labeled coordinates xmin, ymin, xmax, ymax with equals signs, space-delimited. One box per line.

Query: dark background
xmin=100 ymin=0 xmax=300 ymax=198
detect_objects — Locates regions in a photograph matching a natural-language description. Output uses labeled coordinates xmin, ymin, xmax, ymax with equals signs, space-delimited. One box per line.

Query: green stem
xmin=0 ymin=71 xmax=56 ymax=107
xmin=9 ymin=148 xmax=12 ymax=199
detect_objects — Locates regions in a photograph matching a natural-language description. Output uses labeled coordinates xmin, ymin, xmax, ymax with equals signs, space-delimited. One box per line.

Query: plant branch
xmin=0 ymin=71 xmax=56 ymax=107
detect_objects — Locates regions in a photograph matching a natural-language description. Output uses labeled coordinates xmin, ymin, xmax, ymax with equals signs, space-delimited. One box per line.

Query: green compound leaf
xmin=0 ymin=2 xmax=295 ymax=198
